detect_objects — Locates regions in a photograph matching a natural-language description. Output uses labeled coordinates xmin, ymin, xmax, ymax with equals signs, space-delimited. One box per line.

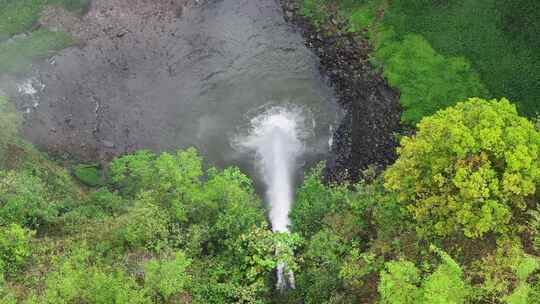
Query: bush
xmin=0 ymin=224 xmax=34 ymax=276
xmin=39 ymin=246 xmax=150 ymax=303
xmin=115 ymin=192 xmax=171 ymax=252
xmin=379 ymin=246 xmax=470 ymax=304
xmin=383 ymin=0 xmax=540 ymax=119
xmin=0 ymin=170 xmax=60 ymax=229
xmin=143 ymin=251 xmax=191 ymax=301
xmin=473 ymin=240 xmax=540 ymax=303
xmin=385 ymin=98 xmax=540 ymax=238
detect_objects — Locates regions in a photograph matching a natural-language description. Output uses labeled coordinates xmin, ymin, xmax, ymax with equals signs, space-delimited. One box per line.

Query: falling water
xmin=236 ymin=106 xmax=309 ymax=290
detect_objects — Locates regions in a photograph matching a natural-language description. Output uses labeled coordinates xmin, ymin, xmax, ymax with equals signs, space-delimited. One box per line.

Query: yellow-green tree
xmin=385 ymin=98 xmax=540 ymax=237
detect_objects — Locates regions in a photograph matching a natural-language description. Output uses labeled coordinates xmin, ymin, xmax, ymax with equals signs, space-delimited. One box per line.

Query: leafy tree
xmin=203 ymin=167 xmax=266 ymax=253
xmin=385 ymin=98 xmax=540 ymax=238
xmin=296 ymin=228 xmax=348 ymax=303
xmin=290 ymin=164 xmax=350 ymax=239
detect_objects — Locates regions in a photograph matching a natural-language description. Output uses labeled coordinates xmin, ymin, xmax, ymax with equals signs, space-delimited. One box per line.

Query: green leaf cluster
xmin=379 ymin=247 xmax=470 ymax=304
xmin=385 ymin=98 xmax=540 ymax=237
xmin=0 ymin=223 xmax=34 ymax=276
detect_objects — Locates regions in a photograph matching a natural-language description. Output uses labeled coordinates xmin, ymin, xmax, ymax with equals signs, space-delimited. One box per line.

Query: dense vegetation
xmin=302 ymin=0 xmax=540 ymax=124
xmin=0 ymin=0 xmax=539 ymax=303
xmin=0 ymin=96 xmax=299 ymax=302
xmin=1 ymin=94 xmax=539 ymax=303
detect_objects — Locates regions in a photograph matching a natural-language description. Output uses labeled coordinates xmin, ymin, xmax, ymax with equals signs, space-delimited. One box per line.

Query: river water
xmin=13 ymin=0 xmax=339 ymax=176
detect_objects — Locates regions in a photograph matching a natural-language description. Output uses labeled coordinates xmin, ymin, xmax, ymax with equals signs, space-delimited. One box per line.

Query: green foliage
xmin=297 ymin=228 xmax=348 ymax=303
xmin=0 ymin=224 xmax=34 ymax=276
xmin=0 ymin=170 xmax=60 ymax=229
xmin=143 ymin=251 xmax=191 ymax=301
xmin=375 ymin=33 xmax=487 ymax=124
xmin=379 ymin=247 xmax=470 ymax=304
xmin=379 ymin=260 xmax=421 ymax=304
xmin=202 ymin=167 xmax=266 ymax=253
xmin=473 ymin=240 xmax=540 ymax=302
xmin=0 ymin=0 xmax=90 ymax=39
xmin=290 ymin=164 xmax=350 ymax=238
xmin=73 ymin=164 xmax=102 ymax=187
xmin=308 ymin=0 xmax=540 ymax=122
xmin=109 ymin=148 xmax=202 ymax=201
xmin=383 ymin=0 xmax=540 ymax=118
xmin=385 ymin=98 xmax=540 ymax=238
xmin=84 ymin=188 xmax=125 ymax=216
xmin=0 ymin=273 xmax=17 ymax=304
xmin=38 ymin=246 xmax=150 ymax=304
xmin=0 ymin=29 xmax=73 ymax=74
xmin=301 ymin=0 xmax=331 ymax=27
xmin=0 ymin=0 xmax=48 ymax=39
xmin=422 ymin=246 xmax=470 ymax=304
xmin=115 ymin=191 xmax=171 ymax=252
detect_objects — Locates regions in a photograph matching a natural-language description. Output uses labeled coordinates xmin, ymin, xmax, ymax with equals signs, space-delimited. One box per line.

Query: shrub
xmin=143 ymin=251 xmax=191 ymax=301
xmin=379 ymin=246 xmax=470 ymax=304
xmin=0 ymin=170 xmax=59 ymax=228
xmin=40 ymin=246 xmax=150 ymax=303
xmin=473 ymin=240 xmax=539 ymax=303
xmin=115 ymin=191 xmax=171 ymax=252
xmin=385 ymin=98 xmax=540 ymax=238
xmin=0 ymin=224 xmax=34 ymax=276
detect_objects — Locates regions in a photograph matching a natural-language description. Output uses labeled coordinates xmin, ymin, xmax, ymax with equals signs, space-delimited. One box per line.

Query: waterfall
xmin=236 ymin=106 xmax=308 ymax=290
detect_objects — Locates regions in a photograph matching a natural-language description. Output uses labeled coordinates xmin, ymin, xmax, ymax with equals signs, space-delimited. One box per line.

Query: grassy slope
xmin=0 ymin=29 xmax=73 ymax=74
xmin=0 ymin=0 xmax=90 ymax=74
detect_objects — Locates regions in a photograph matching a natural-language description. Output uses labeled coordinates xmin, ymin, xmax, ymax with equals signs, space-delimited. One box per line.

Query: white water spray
xmin=236 ymin=106 xmax=309 ymax=290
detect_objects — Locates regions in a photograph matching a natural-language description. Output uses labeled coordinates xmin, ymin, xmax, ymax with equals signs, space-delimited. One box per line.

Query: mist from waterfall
xmin=235 ymin=106 xmax=309 ymax=290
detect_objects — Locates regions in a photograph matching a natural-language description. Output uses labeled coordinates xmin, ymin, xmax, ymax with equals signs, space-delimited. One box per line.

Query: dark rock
xmin=279 ymin=0 xmax=402 ymax=183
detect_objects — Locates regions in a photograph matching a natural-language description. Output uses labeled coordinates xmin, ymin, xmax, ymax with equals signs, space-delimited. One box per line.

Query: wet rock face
xmin=280 ymin=0 xmax=402 ymax=183
xmin=12 ymin=0 xmax=338 ymax=167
